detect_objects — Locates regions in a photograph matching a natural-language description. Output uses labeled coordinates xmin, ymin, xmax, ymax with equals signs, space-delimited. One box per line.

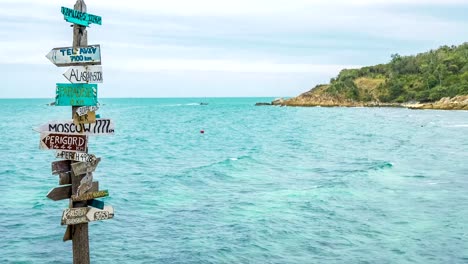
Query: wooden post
xmin=71 ymin=1 xmax=90 ymax=263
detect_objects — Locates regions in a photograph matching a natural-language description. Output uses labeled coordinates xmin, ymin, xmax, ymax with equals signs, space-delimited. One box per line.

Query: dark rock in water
xmin=255 ymin=102 xmax=271 ymax=106
xmin=271 ymin=98 xmax=285 ymax=105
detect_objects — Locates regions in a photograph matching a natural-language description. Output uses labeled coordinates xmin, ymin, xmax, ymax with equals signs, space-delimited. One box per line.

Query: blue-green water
xmin=0 ymin=98 xmax=467 ymax=263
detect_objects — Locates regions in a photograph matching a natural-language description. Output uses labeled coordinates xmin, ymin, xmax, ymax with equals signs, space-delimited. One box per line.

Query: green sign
xmin=61 ymin=7 xmax=102 ymax=27
xmin=56 ymin=83 xmax=98 ymax=106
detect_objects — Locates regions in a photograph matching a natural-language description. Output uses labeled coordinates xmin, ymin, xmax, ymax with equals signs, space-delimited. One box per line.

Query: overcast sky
xmin=1 ymin=0 xmax=467 ymax=98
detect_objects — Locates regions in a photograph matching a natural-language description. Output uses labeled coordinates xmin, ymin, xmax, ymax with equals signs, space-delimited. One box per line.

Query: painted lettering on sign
xmin=56 ymin=151 xmax=96 ymax=163
xmin=76 ymin=106 xmax=99 ymax=116
xmin=46 ymin=45 xmax=101 ymax=67
xmin=40 ymin=132 xmax=87 ymax=152
xmin=61 ymin=7 xmax=102 ymax=27
xmin=71 ymin=190 xmax=108 ymax=202
xmin=35 ymin=119 xmax=114 ymax=135
xmin=64 ymin=66 xmax=103 ymax=84
xmin=73 ymin=111 xmax=96 ymax=125
xmin=55 ymin=83 xmax=97 ymax=106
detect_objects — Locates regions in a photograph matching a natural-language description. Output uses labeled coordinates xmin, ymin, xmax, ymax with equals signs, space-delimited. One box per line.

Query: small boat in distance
xmin=199 ymin=102 xmax=208 ymax=105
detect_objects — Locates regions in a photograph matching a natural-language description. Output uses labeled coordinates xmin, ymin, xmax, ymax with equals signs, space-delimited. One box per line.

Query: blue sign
xmin=61 ymin=7 xmax=102 ymax=27
xmin=56 ymin=83 xmax=98 ymax=106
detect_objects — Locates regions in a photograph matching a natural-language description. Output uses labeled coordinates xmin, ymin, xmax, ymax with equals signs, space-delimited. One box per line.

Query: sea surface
xmin=0 ymin=98 xmax=467 ymax=264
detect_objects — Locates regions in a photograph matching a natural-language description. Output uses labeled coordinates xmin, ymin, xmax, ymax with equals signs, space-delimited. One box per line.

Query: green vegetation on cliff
xmin=314 ymin=43 xmax=468 ymax=103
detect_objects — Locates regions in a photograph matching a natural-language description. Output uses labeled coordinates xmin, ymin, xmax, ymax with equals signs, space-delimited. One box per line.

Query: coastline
xmin=256 ymin=95 xmax=468 ymax=110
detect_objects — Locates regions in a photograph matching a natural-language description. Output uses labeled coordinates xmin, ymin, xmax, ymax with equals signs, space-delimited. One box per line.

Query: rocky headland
xmin=259 ymin=43 xmax=468 ymax=110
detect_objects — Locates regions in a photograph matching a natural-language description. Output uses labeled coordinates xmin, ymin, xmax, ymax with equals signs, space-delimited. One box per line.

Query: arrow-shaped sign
xmin=61 ymin=206 xmax=113 ymax=225
xmin=63 ymin=66 xmax=103 ymax=84
xmin=40 ymin=132 xmax=87 ymax=152
xmin=47 ymin=182 xmax=99 ymax=201
xmin=35 ymin=119 xmax=114 ymax=136
xmin=71 ymin=158 xmax=101 ymax=175
xmin=46 ymin=45 xmax=101 ymax=67
xmin=71 ymin=190 xmax=108 ymax=202
xmin=61 ymin=6 xmax=102 ymax=27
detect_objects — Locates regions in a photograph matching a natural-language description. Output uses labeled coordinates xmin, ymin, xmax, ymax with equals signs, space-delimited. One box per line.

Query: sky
xmin=1 ymin=0 xmax=467 ymax=98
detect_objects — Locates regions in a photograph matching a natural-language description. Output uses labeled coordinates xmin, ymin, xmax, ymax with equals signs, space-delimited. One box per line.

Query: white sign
xmin=34 ymin=119 xmax=114 ymax=136
xmin=61 ymin=206 xmax=114 ymax=225
xmin=56 ymin=151 xmax=97 ymax=163
xmin=76 ymin=106 xmax=99 ymax=116
xmin=63 ymin=66 xmax=103 ymax=84
xmin=46 ymin=45 xmax=101 ymax=67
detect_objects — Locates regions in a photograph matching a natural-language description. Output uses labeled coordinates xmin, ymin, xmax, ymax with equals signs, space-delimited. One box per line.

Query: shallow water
xmin=0 ymin=98 xmax=467 ymax=263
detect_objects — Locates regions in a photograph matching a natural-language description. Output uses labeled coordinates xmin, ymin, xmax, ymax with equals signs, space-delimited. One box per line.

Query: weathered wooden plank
xmin=71 ymin=158 xmax=100 ymax=175
xmin=56 ymin=151 xmax=97 ymax=163
xmin=52 ymin=160 xmax=71 ymax=175
xmin=73 ymin=111 xmax=96 ymax=125
xmin=87 ymin=199 xmax=104 ymax=210
xmin=61 ymin=6 xmax=102 ymax=27
xmin=40 ymin=132 xmax=87 ymax=152
xmin=59 ymin=172 xmax=72 ymax=185
xmin=71 ymin=190 xmax=108 ymax=202
xmin=63 ymin=66 xmax=103 ymax=84
xmin=63 ymin=225 xmax=73 ymax=242
xmin=61 ymin=206 xmax=113 ymax=225
xmin=35 ymin=119 xmax=115 ymax=136
xmin=46 ymin=181 xmax=98 ymax=201
xmin=46 ymin=45 xmax=101 ymax=67
xmin=56 ymin=83 xmax=98 ymax=106
xmin=77 ymin=173 xmax=93 ymax=196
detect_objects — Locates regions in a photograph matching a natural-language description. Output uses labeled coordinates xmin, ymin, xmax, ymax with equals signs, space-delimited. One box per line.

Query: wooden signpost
xmin=56 ymin=83 xmax=98 ymax=106
xmin=46 ymin=45 xmax=101 ymax=67
xmin=35 ymin=119 xmax=115 ymax=136
xmin=63 ymin=66 xmax=103 ymax=84
xmin=40 ymin=1 xmax=113 ymax=263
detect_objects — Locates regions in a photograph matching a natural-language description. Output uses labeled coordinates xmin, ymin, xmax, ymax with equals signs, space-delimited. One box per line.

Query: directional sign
xmin=63 ymin=66 xmax=103 ymax=84
xmin=76 ymin=106 xmax=99 ymax=116
xmin=56 ymin=151 xmax=96 ymax=163
xmin=47 ymin=182 xmax=99 ymax=201
xmin=71 ymin=158 xmax=101 ymax=175
xmin=52 ymin=160 xmax=71 ymax=175
xmin=35 ymin=119 xmax=115 ymax=136
xmin=88 ymin=199 xmax=104 ymax=210
xmin=73 ymin=111 xmax=96 ymax=125
xmin=46 ymin=45 xmax=101 ymax=67
xmin=72 ymin=190 xmax=109 ymax=202
xmin=77 ymin=173 xmax=93 ymax=196
xmin=61 ymin=206 xmax=113 ymax=225
xmin=61 ymin=6 xmax=102 ymax=27
xmin=56 ymin=83 xmax=97 ymax=106
xmin=40 ymin=132 xmax=87 ymax=152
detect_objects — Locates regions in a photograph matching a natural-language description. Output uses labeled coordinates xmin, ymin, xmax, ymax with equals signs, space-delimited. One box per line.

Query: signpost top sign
xmin=61 ymin=7 xmax=102 ymax=27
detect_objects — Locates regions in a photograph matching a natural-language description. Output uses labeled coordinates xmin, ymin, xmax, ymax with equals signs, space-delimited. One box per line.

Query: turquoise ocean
xmin=0 ymin=98 xmax=467 ymax=263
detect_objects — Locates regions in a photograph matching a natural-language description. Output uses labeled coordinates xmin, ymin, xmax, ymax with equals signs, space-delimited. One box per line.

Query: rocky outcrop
xmin=271 ymin=98 xmax=285 ymax=105
xmin=407 ymin=95 xmax=468 ymax=110
xmin=255 ymin=102 xmax=271 ymax=106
